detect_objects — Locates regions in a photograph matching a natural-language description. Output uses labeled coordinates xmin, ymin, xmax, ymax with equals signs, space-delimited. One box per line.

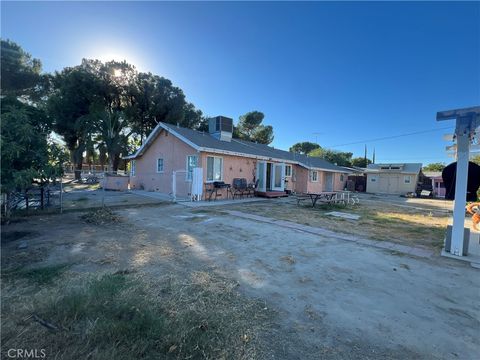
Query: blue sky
xmin=2 ymin=1 xmax=479 ymax=164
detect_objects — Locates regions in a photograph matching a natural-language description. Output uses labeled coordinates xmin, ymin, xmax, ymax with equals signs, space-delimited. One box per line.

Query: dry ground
xmin=222 ymin=194 xmax=453 ymax=249
xmin=1 ymin=200 xmax=479 ymax=359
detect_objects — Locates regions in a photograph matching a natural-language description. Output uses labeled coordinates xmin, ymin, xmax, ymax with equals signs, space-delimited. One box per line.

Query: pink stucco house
xmin=124 ymin=116 xmax=348 ymax=200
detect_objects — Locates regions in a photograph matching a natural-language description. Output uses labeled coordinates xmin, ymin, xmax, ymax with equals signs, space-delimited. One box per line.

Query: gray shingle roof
xmin=366 ymin=163 xmax=422 ymax=174
xmin=127 ymin=122 xmax=347 ymax=173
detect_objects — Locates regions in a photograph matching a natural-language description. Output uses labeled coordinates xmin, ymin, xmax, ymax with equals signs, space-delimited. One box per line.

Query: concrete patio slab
xmin=325 ymin=211 xmax=361 ymax=220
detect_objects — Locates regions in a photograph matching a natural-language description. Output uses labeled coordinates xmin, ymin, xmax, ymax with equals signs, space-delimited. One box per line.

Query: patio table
xmin=304 ymin=192 xmax=338 ymax=207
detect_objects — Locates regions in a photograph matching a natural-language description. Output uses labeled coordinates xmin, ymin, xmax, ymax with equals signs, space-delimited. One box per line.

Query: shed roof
xmin=366 ymin=163 xmax=422 ymax=174
xmin=125 ymin=122 xmax=347 ymax=173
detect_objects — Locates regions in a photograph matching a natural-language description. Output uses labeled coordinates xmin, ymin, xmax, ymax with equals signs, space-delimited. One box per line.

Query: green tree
xmin=235 ymin=111 xmax=274 ymax=144
xmin=0 ymin=40 xmax=60 ymax=216
xmin=79 ymin=108 xmax=130 ymax=171
xmin=127 ymin=72 xmax=200 ymax=141
xmin=48 ymin=64 xmax=102 ymax=178
xmin=289 ymin=142 xmax=320 ymax=154
xmin=309 ymin=148 xmax=353 ymax=167
xmin=0 ymin=39 xmax=44 ymax=98
xmin=351 ymin=157 xmax=372 ymax=168
xmin=423 ymin=162 xmax=446 ymax=172
xmin=0 ymin=99 xmax=65 ymax=217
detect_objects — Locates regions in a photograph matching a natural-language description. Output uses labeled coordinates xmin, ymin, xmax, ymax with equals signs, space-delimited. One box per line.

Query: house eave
xmin=122 ymin=122 xmax=201 ymax=160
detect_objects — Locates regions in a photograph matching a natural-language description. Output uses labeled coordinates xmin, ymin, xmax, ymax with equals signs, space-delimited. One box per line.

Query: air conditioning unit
xmin=208 ymin=116 xmax=233 ymax=142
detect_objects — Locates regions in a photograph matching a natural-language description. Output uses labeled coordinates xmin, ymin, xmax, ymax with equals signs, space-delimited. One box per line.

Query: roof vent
xmin=208 ymin=116 xmax=233 ymax=142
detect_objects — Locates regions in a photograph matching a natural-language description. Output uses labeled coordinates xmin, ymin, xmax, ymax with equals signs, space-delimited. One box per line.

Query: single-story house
xmin=365 ymin=163 xmax=423 ymax=195
xmin=124 ymin=116 xmax=349 ymax=199
xmin=423 ymin=171 xmax=446 ymax=198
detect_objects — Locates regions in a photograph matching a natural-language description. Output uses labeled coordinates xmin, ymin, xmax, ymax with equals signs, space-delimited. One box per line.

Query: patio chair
xmin=232 ymin=178 xmax=248 ymax=199
xmin=247 ymin=179 xmax=259 ymax=197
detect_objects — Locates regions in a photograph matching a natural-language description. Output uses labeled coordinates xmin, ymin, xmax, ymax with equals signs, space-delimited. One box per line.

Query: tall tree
xmin=309 ymin=148 xmax=353 ymax=167
xmin=235 ymin=111 xmax=274 ymax=144
xmin=0 ymin=39 xmax=44 ymax=99
xmin=351 ymin=157 xmax=372 ymax=168
xmin=48 ymin=65 xmax=101 ymax=178
xmin=289 ymin=142 xmax=320 ymax=154
xmin=127 ymin=72 xmax=194 ymax=141
xmin=0 ymin=40 xmax=64 ymax=216
xmin=79 ymin=107 xmax=130 ymax=171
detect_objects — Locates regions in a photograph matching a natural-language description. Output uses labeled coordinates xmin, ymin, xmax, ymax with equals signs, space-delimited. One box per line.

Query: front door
xmin=271 ymin=163 xmax=285 ymax=191
xmin=325 ymin=173 xmax=334 ymax=191
xmin=256 ymin=161 xmax=267 ymax=192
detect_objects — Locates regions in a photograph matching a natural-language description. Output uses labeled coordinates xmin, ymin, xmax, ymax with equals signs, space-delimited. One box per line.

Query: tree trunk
xmin=113 ymin=154 xmax=121 ymax=172
xmin=107 ymin=152 xmax=115 ymax=173
xmin=74 ymin=160 xmax=83 ymax=180
xmin=72 ymin=144 xmax=85 ymax=180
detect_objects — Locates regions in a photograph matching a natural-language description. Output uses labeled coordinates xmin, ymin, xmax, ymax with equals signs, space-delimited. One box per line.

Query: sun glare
xmin=81 ymin=41 xmax=146 ymax=71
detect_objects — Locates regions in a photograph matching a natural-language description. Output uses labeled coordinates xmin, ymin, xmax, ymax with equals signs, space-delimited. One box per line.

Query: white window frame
xmin=186 ymin=155 xmax=199 ymax=181
xmin=310 ymin=170 xmax=318 ymax=182
xmin=131 ymin=160 xmax=136 ymax=177
xmin=404 ymin=175 xmax=412 ymax=184
xmin=206 ymin=156 xmax=223 ymax=182
xmin=156 ymin=158 xmax=164 ymax=173
xmin=285 ymin=164 xmax=292 ymax=177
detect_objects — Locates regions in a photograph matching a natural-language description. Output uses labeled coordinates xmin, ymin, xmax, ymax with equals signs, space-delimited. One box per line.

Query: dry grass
xmin=1 ymin=268 xmax=274 ymax=360
xmin=80 ymin=207 xmax=122 ymax=225
xmin=225 ymin=199 xmax=449 ymax=249
xmin=280 ymin=255 xmax=296 ymax=265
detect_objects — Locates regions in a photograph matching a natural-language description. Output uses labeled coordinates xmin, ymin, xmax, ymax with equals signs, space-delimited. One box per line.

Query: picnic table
xmin=296 ymin=191 xmax=359 ymax=207
xmin=297 ymin=192 xmax=339 ymax=207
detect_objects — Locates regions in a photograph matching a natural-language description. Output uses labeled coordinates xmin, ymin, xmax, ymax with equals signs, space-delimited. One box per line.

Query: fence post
xmin=40 ymin=187 xmax=44 ymax=210
xmin=172 ymin=171 xmax=176 ymax=202
xmin=102 ymin=171 xmax=106 ymax=207
xmin=25 ymin=191 xmax=29 ymax=213
xmin=60 ymin=176 xmax=63 ymax=214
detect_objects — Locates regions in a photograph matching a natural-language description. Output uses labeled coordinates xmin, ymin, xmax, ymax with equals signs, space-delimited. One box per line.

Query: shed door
xmin=378 ymin=175 xmax=389 ymax=193
xmin=379 ymin=175 xmax=399 ymax=194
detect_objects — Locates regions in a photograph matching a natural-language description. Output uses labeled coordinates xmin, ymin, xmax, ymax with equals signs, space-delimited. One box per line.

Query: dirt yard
xmin=2 ymin=201 xmax=479 ymax=359
xmin=223 ymin=193 xmax=454 ymax=249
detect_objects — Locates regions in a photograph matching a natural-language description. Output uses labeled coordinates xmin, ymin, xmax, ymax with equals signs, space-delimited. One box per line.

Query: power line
xmin=376 ymin=157 xmax=449 ymax=161
xmin=325 ymin=126 xmax=454 ymax=148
